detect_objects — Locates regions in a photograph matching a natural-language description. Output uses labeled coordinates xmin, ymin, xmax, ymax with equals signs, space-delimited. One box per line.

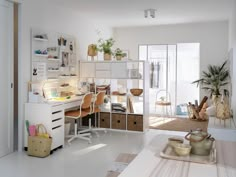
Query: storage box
xmin=100 ymin=112 xmax=111 ymax=128
xmin=127 ymin=114 xmax=143 ymax=131
xmin=112 ymin=113 xmax=126 ymax=130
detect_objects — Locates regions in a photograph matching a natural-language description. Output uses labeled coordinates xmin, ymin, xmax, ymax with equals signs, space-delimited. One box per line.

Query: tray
xmin=160 ymin=144 xmax=216 ymax=164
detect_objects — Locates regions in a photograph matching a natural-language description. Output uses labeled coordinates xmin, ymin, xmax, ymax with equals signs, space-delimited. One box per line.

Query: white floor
xmin=0 ymin=129 xmax=236 ymax=177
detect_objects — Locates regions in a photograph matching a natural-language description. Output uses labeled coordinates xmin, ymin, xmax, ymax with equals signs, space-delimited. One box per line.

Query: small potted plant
xmin=114 ymin=48 xmax=126 ymax=60
xmin=97 ymin=38 xmax=115 ymax=60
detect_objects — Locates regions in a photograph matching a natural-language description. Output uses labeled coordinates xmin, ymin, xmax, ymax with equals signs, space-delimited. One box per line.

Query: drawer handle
xmin=52 ymin=125 xmax=62 ymax=130
xmin=52 ymin=118 xmax=62 ymax=122
xmin=102 ymin=119 xmax=105 ymax=122
xmin=52 ymin=110 xmax=62 ymax=114
xmin=134 ymin=121 xmax=137 ymax=125
xmin=117 ymin=120 xmax=120 ymax=123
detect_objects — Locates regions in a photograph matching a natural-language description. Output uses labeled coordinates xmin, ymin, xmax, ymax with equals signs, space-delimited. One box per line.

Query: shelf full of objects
xmin=79 ymin=60 xmax=150 ymax=132
xmin=31 ymin=28 xmax=78 ymax=81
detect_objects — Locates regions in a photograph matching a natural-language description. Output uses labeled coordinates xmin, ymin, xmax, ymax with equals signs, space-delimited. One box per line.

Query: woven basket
xmin=130 ymin=88 xmax=143 ymax=96
xmin=27 ymin=136 xmax=52 ymax=158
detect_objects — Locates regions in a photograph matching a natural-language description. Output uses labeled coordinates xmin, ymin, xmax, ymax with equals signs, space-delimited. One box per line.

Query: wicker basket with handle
xmin=27 ymin=124 xmax=52 ymax=158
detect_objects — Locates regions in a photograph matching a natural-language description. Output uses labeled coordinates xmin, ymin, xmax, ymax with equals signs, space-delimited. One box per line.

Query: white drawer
xmin=64 ymin=100 xmax=80 ymax=110
xmin=51 ymin=110 xmax=64 ymax=121
xmin=52 ymin=117 xmax=64 ymax=128
xmin=51 ymin=105 xmax=64 ymax=113
xmin=51 ymin=125 xmax=64 ymax=150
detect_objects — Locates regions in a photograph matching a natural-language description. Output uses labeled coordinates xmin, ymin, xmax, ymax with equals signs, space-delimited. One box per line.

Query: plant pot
xmin=212 ymin=95 xmax=231 ymax=119
xmin=212 ymin=94 xmax=221 ymax=106
xmin=104 ymin=53 xmax=111 ymax=60
xmin=88 ymin=44 xmax=97 ymax=57
xmin=116 ymin=55 xmax=122 ymax=60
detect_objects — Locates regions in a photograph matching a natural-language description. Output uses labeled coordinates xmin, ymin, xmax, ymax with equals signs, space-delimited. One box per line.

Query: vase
xmin=104 ymin=53 xmax=111 ymax=60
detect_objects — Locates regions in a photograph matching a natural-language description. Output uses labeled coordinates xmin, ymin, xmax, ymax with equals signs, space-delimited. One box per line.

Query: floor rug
xmin=149 ymin=117 xmax=209 ymax=132
xmin=106 ymin=153 xmax=137 ymax=177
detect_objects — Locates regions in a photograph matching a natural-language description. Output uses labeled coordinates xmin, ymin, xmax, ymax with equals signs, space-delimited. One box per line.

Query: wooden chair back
xmin=81 ymin=93 xmax=93 ymax=109
xmin=95 ymin=91 xmax=106 ymax=106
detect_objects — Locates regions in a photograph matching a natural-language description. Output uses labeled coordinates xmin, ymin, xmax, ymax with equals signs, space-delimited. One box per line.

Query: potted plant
xmin=114 ymin=48 xmax=126 ymax=60
xmin=192 ymin=61 xmax=230 ymax=99
xmin=97 ymin=38 xmax=115 ymax=60
xmin=192 ymin=61 xmax=231 ymax=119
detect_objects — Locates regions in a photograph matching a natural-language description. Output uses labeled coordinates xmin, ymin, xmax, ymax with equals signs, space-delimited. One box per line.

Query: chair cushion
xmin=65 ymin=108 xmax=90 ymax=118
xmin=93 ymin=107 xmax=101 ymax=113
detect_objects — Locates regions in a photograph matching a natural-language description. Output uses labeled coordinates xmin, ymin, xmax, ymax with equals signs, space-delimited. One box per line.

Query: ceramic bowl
xmin=168 ymin=137 xmax=184 ymax=148
xmin=174 ymin=144 xmax=192 ymax=156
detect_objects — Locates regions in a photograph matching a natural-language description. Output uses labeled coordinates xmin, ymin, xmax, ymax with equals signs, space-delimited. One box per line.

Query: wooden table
xmin=120 ymin=134 xmax=236 ymax=177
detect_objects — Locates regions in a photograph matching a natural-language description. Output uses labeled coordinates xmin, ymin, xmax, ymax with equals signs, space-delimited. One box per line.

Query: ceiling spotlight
xmin=144 ymin=9 xmax=157 ymax=18
xmin=150 ymin=9 xmax=156 ymax=18
xmin=144 ymin=9 xmax=148 ymax=18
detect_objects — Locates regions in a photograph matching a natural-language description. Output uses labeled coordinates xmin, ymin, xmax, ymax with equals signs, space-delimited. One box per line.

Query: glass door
xmin=139 ymin=43 xmax=199 ymax=117
xmin=140 ymin=45 xmax=176 ymax=115
xmin=176 ymin=43 xmax=200 ymax=116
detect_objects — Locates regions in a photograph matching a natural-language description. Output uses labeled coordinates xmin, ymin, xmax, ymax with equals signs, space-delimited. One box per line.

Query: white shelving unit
xmin=79 ymin=60 xmax=149 ymax=132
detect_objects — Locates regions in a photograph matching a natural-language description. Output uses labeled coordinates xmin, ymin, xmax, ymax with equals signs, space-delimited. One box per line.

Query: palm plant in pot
xmin=97 ymin=38 xmax=115 ymax=60
xmin=192 ymin=61 xmax=230 ymax=100
xmin=192 ymin=61 xmax=231 ymax=119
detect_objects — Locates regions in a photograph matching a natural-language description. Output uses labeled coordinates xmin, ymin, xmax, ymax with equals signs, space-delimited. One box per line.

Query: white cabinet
xmin=24 ymin=103 xmax=65 ymax=150
xmin=79 ymin=60 xmax=149 ymax=132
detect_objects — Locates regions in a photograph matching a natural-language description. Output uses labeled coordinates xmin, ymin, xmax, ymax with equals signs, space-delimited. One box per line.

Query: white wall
xmin=113 ymin=21 xmax=229 ymax=99
xmin=18 ymin=0 xmax=112 ymax=150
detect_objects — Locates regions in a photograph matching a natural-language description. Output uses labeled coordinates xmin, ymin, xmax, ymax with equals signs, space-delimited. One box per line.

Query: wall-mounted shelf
xmin=34 ymin=38 xmax=48 ymax=42
xmin=34 ymin=54 xmax=48 ymax=57
xmin=48 ymin=58 xmax=60 ymax=61
xmin=31 ymin=29 xmax=78 ymax=81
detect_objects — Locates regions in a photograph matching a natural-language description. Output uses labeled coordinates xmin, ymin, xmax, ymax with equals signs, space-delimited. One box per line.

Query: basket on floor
xmin=27 ymin=136 xmax=52 ymax=157
xmin=27 ymin=124 xmax=52 ymax=158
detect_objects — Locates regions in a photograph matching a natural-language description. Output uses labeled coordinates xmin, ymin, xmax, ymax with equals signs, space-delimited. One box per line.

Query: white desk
xmin=24 ymin=96 xmax=83 ymax=150
xmin=120 ymin=134 xmax=236 ymax=177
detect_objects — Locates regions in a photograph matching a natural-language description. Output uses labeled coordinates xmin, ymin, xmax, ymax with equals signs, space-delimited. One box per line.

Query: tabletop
xmin=119 ymin=134 xmax=236 ymax=177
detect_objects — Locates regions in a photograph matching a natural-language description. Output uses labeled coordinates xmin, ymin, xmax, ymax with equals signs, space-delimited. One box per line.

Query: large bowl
xmin=168 ymin=137 xmax=184 ymax=148
xmin=130 ymin=88 xmax=143 ymax=96
xmin=174 ymin=144 xmax=192 ymax=156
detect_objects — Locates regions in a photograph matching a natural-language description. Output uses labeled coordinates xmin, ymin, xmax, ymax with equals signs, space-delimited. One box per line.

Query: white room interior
xmin=0 ymin=0 xmax=236 ymax=176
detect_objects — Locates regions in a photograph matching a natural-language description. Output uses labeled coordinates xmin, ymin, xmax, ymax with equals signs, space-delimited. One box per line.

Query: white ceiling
xmin=50 ymin=0 xmax=234 ymax=27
